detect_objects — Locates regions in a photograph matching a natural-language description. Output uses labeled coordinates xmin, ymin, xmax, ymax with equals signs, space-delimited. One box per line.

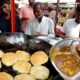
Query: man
xmin=25 ymin=2 xmax=55 ymax=36
xmin=19 ymin=0 xmax=35 ymax=32
xmin=0 ymin=0 xmax=21 ymax=32
xmin=48 ymin=6 xmax=56 ymax=24
xmin=59 ymin=4 xmax=80 ymax=38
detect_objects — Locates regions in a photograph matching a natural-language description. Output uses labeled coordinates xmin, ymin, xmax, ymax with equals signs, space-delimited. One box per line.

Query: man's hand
xmin=36 ymin=32 xmax=44 ymax=36
xmin=21 ymin=17 xmax=30 ymax=21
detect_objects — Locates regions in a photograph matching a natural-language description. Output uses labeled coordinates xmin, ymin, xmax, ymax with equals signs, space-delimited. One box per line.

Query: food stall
xmin=0 ymin=0 xmax=79 ymax=80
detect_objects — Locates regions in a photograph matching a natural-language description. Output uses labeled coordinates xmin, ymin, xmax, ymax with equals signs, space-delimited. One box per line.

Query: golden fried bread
xmin=30 ymin=66 xmax=49 ymax=80
xmin=0 ymin=61 xmax=2 ymax=69
xmin=31 ymin=51 xmax=48 ymax=65
xmin=14 ymin=74 xmax=36 ymax=80
xmin=0 ymin=72 xmax=13 ymax=80
xmin=2 ymin=52 xmax=17 ymax=66
xmin=16 ymin=50 xmax=31 ymax=62
xmin=13 ymin=61 xmax=31 ymax=73
xmin=0 ymin=50 xmax=4 ymax=58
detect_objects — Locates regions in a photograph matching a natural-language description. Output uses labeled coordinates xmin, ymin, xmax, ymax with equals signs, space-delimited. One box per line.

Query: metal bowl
xmin=50 ymin=38 xmax=80 ymax=80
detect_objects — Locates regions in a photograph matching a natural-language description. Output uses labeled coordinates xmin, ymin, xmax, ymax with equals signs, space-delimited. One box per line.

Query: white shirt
xmin=49 ymin=10 xmax=56 ymax=23
xmin=61 ymin=18 xmax=80 ymax=38
xmin=25 ymin=16 xmax=55 ymax=36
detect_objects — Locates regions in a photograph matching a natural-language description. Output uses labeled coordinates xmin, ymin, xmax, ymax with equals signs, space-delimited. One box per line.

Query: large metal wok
xmin=0 ymin=32 xmax=63 ymax=80
xmin=0 ymin=32 xmax=51 ymax=54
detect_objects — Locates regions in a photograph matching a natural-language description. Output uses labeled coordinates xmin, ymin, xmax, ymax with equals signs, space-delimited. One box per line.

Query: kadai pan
xmin=0 ymin=32 xmax=63 ymax=80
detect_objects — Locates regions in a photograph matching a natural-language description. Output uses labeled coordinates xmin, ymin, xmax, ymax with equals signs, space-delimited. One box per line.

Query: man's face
xmin=0 ymin=3 xmax=10 ymax=17
xmin=33 ymin=5 xmax=43 ymax=19
xmin=28 ymin=0 xmax=35 ymax=6
xmin=75 ymin=11 xmax=80 ymax=23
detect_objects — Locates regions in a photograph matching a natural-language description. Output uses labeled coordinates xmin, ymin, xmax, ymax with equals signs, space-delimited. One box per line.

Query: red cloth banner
xmin=10 ymin=0 xmax=15 ymax=32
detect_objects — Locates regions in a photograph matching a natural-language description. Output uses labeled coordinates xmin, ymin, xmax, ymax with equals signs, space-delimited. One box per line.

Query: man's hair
xmin=33 ymin=2 xmax=43 ymax=9
xmin=76 ymin=4 xmax=80 ymax=12
xmin=0 ymin=0 xmax=7 ymax=7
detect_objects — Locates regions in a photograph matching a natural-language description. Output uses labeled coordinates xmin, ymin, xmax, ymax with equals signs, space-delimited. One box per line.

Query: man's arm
xmin=20 ymin=17 xmax=31 ymax=22
xmin=59 ymin=31 xmax=69 ymax=38
xmin=24 ymin=21 xmax=32 ymax=35
xmin=58 ymin=19 xmax=70 ymax=38
xmin=48 ymin=19 xmax=55 ymax=37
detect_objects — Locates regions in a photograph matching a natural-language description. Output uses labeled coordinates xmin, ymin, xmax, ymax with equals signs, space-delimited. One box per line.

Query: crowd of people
xmin=0 ymin=0 xmax=80 ymax=39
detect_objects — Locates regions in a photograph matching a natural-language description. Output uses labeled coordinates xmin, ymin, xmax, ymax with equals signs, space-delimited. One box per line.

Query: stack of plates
xmin=36 ymin=36 xmax=62 ymax=45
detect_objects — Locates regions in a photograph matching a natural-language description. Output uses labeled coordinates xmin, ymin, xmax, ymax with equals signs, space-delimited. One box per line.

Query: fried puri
xmin=13 ymin=61 xmax=31 ymax=73
xmin=0 ymin=72 xmax=13 ymax=80
xmin=14 ymin=74 xmax=36 ymax=80
xmin=31 ymin=51 xmax=48 ymax=65
xmin=2 ymin=52 xmax=17 ymax=66
xmin=16 ymin=50 xmax=31 ymax=62
xmin=30 ymin=66 xmax=49 ymax=80
xmin=0 ymin=50 xmax=4 ymax=58
xmin=0 ymin=61 xmax=2 ymax=69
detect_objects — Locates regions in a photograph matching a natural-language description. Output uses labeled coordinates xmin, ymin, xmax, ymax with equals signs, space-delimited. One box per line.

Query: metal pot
xmin=50 ymin=38 xmax=80 ymax=80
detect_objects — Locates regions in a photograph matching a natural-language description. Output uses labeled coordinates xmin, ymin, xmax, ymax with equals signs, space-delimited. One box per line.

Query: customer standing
xmin=0 ymin=0 xmax=21 ymax=32
xmin=25 ymin=2 xmax=55 ymax=37
xmin=60 ymin=4 xmax=80 ymax=38
xmin=19 ymin=0 xmax=35 ymax=32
